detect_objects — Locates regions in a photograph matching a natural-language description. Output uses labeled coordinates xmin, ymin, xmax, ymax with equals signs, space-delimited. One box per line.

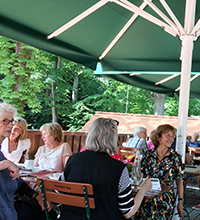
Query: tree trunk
xmin=72 ymin=74 xmax=79 ymax=103
xmin=154 ymin=93 xmax=165 ymax=115
xmin=52 ymin=57 xmax=61 ymax=122
xmin=14 ymin=42 xmax=32 ymax=112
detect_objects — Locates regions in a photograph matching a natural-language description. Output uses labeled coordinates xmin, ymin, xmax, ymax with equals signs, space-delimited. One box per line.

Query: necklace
xmin=156 ymin=148 xmax=169 ymax=160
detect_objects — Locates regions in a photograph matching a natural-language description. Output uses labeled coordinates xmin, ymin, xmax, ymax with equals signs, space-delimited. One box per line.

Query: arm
xmin=0 ymin=160 xmax=19 ymax=179
xmin=17 ymin=180 xmax=52 ymax=211
xmin=123 ymin=178 xmax=152 ymax=219
xmin=175 ymin=178 xmax=184 ymax=219
xmin=34 ymin=156 xmax=39 ymax=167
xmin=62 ymin=143 xmax=72 ymax=169
xmin=185 ymin=152 xmax=192 ymax=164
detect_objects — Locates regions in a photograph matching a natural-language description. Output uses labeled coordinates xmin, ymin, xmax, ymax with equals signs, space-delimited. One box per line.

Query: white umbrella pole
xmin=176 ymin=36 xmax=194 ymax=161
xmin=173 ymin=1 xmax=196 ymax=219
xmin=176 ymin=0 xmax=196 ymax=161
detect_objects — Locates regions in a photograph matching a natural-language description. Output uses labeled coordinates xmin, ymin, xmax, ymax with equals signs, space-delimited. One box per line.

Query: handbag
xmin=14 ymin=194 xmax=40 ymax=207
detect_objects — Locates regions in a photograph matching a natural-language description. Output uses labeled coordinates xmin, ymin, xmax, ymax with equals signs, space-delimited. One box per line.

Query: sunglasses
xmin=105 ymin=119 xmax=119 ymax=129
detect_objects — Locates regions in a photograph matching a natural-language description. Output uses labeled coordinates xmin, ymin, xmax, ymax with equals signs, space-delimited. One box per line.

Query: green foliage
xmin=1 ymin=36 xmax=200 ymax=131
xmin=0 ymin=37 xmax=43 ymax=114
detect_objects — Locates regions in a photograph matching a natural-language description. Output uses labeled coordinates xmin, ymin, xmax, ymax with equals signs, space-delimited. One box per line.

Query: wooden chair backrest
xmin=120 ymin=146 xmax=137 ymax=158
xmin=36 ymin=178 xmax=95 ymax=209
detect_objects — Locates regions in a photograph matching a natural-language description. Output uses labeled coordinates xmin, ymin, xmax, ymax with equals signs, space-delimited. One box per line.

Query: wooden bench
xmin=28 ymin=130 xmax=133 ymax=159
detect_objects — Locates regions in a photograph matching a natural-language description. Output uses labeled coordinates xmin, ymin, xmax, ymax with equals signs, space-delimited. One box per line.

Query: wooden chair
xmin=37 ymin=178 xmax=95 ymax=220
xmin=119 ymin=146 xmax=137 ymax=159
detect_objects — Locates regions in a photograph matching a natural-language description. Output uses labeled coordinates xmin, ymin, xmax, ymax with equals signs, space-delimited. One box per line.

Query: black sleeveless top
xmin=60 ymin=150 xmax=128 ymax=220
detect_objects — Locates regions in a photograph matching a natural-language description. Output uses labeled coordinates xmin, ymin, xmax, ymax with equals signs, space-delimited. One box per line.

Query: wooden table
xmin=188 ymin=147 xmax=200 ymax=155
xmin=132 ymin=185 xmax=173 ymax=199
xmin=20 ymin=169 xmax=57 ymax=183
xmin=184 ymin=165 xmax=200 ymax=175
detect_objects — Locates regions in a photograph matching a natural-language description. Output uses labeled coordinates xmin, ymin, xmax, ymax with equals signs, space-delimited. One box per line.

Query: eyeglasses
xmin=0 ymin=118 xmax=16 ymax=125
xmin=164 ymin=134 xmax=175 ymax=139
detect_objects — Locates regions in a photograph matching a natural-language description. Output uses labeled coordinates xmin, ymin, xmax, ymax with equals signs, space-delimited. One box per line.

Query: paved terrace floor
xmin=184 ymin=177 xmax=200 ymax=220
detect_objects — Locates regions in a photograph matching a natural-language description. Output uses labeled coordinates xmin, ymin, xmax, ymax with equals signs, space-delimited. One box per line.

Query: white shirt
xmin=1 ymin=137 xmax=31 ymax=163
xmin=34 ymin=142 xmax=72 ymax=172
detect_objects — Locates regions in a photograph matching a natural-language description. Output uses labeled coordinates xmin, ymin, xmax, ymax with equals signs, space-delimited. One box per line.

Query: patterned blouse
xmin=139 ymin=148 xmax=184 ymax=219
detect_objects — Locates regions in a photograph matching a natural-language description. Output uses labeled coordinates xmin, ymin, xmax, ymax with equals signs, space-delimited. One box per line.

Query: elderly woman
xmin=0 ymin=103 xmax=57 ymax=220
xmin=140 ymin=124 xmax=184 ymax=219
xmin=34 ymin=122 xmax=72 ymax=172
xmin=60 ymin=118 xmax=152 ymax=220
xmin=1 ymin=117 xmax=30 ymax=163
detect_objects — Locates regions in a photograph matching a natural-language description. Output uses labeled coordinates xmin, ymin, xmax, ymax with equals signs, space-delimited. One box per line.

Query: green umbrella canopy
xmin=0 ymin=0 xmax=200 ymax=98
xmin=0 ymin=0 xmax=199 ymax=70
xmin=0 ymin=0 xmax=200 ymax=97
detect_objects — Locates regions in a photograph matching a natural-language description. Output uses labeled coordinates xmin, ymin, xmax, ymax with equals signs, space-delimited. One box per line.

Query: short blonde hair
xmin=85 ymin=118 xmax=118 ymax=154
xmin=14 ymin=117 xmax=28 ymax=140
xmin=151 ymin=124 xmax=176 ymax=148
xmin=40 ymin=122 xmax=63 ymax=143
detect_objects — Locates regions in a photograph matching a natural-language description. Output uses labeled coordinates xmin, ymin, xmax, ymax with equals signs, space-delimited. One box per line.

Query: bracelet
xmin=178 ymin=198 xmax=183 ymax=201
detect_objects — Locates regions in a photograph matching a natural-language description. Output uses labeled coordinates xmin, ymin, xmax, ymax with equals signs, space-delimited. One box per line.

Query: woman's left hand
xmin=36 ymin=194 xmax=52 ymax=211
xmin=176 ymin=200 xmax=183 ymax=219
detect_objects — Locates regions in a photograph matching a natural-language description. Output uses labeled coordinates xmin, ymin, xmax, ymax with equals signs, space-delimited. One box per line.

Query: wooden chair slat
xmin=38 ymin=191 xmax=95 ymax=209
xmin=36 ymin=178 xmax=93 ymax=195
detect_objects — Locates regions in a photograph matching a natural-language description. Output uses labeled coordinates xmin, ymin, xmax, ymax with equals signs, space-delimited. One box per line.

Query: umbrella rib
xmin=116 ymin=0 xmax=177 ymax=37
xmin=99 ymin=1 xmax=149 ymax=60
xmin=47 ymin=0 xmax=110 ymax=39
xmin=191 ymin=18 xmax=200 ymax=37
xmin=144 ymin=0 xmax=179 ymax=35
xmin=159 ymin=0 xmax=185 ymax=35
xmin=155 ymin=74 xmax=179 ymax=85
xmin=175 ymin=74 xmax=200 ymax=91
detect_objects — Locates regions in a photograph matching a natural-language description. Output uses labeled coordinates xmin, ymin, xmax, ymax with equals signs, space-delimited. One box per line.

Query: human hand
xmin=7 ymin=160 xmax=19 ymax=180
xmin=175 ymin=200 xmax=183 ymax=219
xmin=36 ymin=194 xmax=52 ymax=211
xmin=140 ymin=177 xmax=152 ymax=194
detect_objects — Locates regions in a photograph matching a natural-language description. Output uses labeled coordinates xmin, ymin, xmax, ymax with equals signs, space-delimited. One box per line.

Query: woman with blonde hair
xmin=34 ymin=122 xmax=72 ymax=172
xmin=1 ymin=117 xmax=30 ymax=163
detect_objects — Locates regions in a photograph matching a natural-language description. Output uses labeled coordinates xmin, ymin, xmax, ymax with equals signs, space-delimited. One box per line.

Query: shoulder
xmin=61 ymin=142 xmax=70 ymax=148
xmin=37 ymin=145 xmax=46 ymax=153
xmin=1 ymin=137 xmax=8 ymax=147
xmin=20 ymin=139 xmax=31 ymax=147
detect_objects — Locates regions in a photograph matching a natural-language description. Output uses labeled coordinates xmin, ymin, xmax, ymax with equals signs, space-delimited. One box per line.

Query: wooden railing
xmin=27 ymin=130 xmax=133 ymax=159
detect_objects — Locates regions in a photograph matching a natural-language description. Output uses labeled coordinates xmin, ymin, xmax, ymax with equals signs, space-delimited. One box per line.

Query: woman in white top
xmin=34 ymin=122 xmax=72 ymax=172
xmin=1 ymin=117 xmax=30 ymax=163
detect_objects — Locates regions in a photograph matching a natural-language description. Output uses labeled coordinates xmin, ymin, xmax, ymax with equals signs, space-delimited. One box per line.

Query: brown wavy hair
xmin=151 ymin=124 xmax=176 ymax=149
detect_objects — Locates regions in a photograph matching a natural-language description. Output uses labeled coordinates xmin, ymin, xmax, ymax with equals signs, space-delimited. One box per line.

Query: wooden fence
xmin=27 ymin=130 xmax=133 ymax=159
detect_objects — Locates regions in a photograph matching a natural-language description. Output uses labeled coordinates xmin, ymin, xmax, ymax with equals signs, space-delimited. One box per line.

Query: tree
xmin=0 ymin=37 xmax=43 ymax=114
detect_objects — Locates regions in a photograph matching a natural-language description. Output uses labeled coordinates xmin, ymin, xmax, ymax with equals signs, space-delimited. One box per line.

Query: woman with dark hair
xmin=1 ymin=117 xmax=30 ymax=163
xmin=60 ymin=118 xmax=152 ymax=220
xmin=140 ymin=124 xmax=184 ymax=219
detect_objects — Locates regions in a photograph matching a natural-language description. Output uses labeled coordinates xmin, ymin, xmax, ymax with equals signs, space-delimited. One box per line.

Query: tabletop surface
xmin=184 ymin=165 xmax=200 ymax=175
